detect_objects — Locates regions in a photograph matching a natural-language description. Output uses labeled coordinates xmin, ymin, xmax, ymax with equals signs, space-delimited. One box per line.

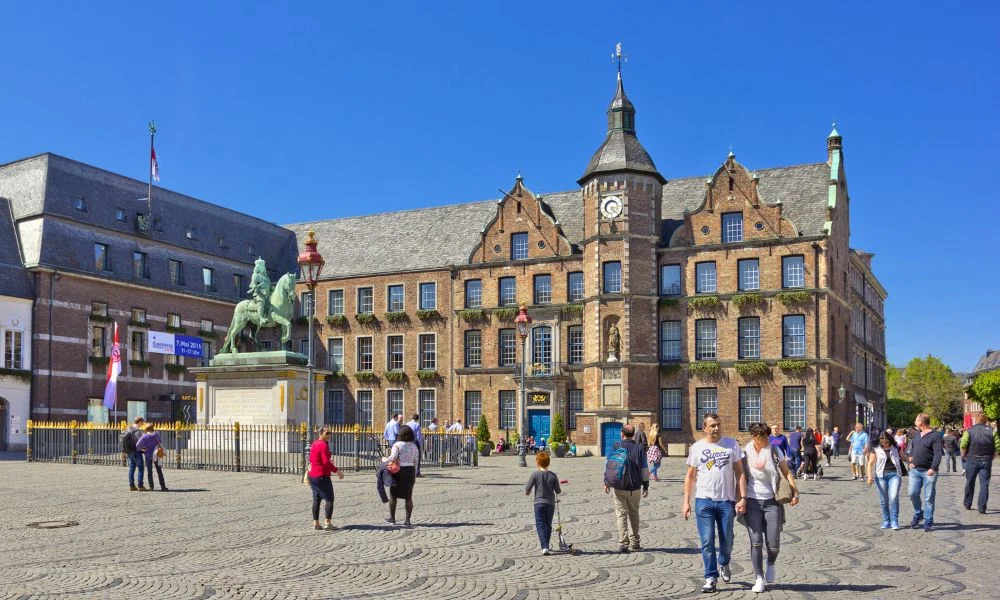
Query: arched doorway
xmin=0 ymin=399 xmax=8 ymax=451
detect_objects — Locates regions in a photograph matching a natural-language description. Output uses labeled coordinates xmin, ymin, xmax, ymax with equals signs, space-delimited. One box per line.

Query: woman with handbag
xmin=383 ymin=424 xmax=420 ymax=528
xmin=136 ymin=423 xmax=167 ymax=491
xmin=741 ymin=422 xmax=799 ymax=593
xmin=308 ymin=426 xmax=344 ymax=531
xmin=866 ymin=432 xmax=908 ymax=529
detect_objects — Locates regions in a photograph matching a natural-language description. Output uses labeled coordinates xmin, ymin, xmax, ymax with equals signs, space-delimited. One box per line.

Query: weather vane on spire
xmin=612 ymin=42 xmax=628 ymax=74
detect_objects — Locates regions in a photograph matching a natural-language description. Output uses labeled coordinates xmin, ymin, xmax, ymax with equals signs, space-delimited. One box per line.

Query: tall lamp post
xmin=297 ymin=230 xmax=325 ymax=442
xmin=515 ymin=304 xmax=532 ymax=468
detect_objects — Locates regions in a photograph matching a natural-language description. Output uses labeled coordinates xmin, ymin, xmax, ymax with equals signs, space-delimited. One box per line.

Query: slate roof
xmin=973 ymin=350 xmax=1000 ymax=375
xmin=286 ymin=162 xmax=832 ymax=279
xmin=0 ymin=199 xmax=32 ymax=299
xmin=579 ymin=130 xmax=665 ymax=185
xmin=0 ymin=153 xmax=299 ymax=298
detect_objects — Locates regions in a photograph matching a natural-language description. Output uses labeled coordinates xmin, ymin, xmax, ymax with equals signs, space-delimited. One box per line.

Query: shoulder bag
xmin=769 ymin=447 xmax=794 ymax=505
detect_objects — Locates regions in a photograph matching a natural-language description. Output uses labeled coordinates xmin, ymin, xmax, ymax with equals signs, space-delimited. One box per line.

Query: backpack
xmin=121 ymin=428 xmax=138 ymax=453
xmin=604 ymin=442 xmax=641 ymax=490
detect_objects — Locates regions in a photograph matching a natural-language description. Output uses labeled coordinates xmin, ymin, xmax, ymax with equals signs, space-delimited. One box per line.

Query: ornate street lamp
xmin=514 ymin=304 xmax=532 ymax=468
xmin=297 ymin=230 xmax=325 ymax=445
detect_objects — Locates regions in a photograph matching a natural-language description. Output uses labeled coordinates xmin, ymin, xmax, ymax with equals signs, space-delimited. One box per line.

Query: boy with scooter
xmin=525 ymin=451 xmax=562 ymax=555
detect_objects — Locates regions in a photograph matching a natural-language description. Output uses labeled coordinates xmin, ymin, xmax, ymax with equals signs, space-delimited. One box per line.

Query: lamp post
xmin=515 ymin=304 xmax=532 ymax=468
xmin=837 ymin=383 xmax=847 ymax=428
xmin=297 ymin=230 xmax=325 ymax=443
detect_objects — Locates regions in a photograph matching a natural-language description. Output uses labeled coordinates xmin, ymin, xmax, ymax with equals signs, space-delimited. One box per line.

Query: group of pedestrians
xmin=120 ymin=416 xmax=168 ymax=491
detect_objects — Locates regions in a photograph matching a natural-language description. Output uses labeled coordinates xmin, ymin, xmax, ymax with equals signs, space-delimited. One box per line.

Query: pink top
xmin=308 ymin=439 xmax=339 ymax=477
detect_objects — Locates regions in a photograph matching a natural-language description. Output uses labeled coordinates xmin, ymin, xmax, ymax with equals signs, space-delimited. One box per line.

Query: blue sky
xmin=2 ymin=3 xmax=997 ymax=372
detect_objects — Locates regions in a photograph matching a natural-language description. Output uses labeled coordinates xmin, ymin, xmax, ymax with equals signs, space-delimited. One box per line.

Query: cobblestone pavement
xmin=1 ymin=454 xmax=997 ymax=599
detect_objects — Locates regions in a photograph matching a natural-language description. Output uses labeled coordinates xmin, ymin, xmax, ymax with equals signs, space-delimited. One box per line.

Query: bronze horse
xmin=219 ymin=272 xmax=296 ymax=354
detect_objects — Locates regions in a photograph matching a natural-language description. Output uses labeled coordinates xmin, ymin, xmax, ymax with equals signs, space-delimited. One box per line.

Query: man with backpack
xmin=121 ymin=417 xmax=147 ymax=491
xmin=603 ymin=424 xmax=649 ymax=553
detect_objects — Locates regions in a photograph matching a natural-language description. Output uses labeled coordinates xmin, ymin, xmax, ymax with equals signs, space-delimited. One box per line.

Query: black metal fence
xmin=26 ymin=421 xmax=477 ymax=475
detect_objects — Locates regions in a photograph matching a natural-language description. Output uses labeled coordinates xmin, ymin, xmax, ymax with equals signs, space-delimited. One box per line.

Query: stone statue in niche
xmin=606 ymin=322 xmax=620 ymax=362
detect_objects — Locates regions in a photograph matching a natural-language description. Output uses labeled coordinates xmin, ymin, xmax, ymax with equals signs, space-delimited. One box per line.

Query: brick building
xmin=0 ymin=153 xmax=297 ymax=424
xmin=287 ymin=68 xmax=889 ymax=455
xmin=965 ymin=349 xmax=1000 ymax=428
xmin=849 ymin=250 xmax=887 ymax=427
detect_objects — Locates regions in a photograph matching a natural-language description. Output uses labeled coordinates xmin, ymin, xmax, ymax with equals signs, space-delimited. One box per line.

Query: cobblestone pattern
xmin=0 ymin=455 xmax=996 ymax=599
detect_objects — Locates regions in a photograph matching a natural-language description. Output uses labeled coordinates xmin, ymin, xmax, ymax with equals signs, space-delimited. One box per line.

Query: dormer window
xmin=218 ymin=236 xmax=227 ymax=248
xmin=74 ymin=198 xmax=87 ymax=212
xmin=186 ymin=228 xmax=196 ymax=240
xmin=722 ymin=212 xmax=743 ymax=243
xmin=115 ymin=208 xmax=127 ymax=222
xmin=511 ymin=233 xmax=529 ymax=260
xmin=247 ymin=243 xmax=256 ymax=255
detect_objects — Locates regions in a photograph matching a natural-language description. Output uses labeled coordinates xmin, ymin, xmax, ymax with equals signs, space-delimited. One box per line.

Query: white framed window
xmin=387 ymin=335 xmax=404 ymax=371
xmin=170 ymin=260 xmax=184 ymax=286
xmin=201 ymin=319 xmax=213 ymax=333
xmin=131 ymin=307 xmax=146 ymax=324
xmin=3 ymin=329 xmax=24 ymax=369
xmin=696 ymin=388 xmax=718 ymax=428
xmin=738 ymin=259 xmax=759 ymax=291
xmin=200 ymin=340 xmax=213 ymax=368
xmin=419 ymin=282 xmax=436 ymax=310
xmin=695 ymin=319 xmax=717 ymax=361
xmin=301 ymin=292 xmax=314 ymax=317
xmin=418 ymin=389 xmax=436 ymax=427
xmin=202 ymin=267 xmax=215 ymax=292
xmin=167 ymin=313 xmax=181 ymax=329
xmin=92 ymin=301 xmax=108 ymax=317
xmin=328 ymin=338 xmax=344 ymax=371
xmin=388 ymin=284 xmax=405 ymax=312
xmin=357 ymin=337 xmax=373 ymax=371
xmin=357 ymin=390 xmax=373 ymax=427
xmin=511 ymin=233 xmax=529 ymax=260
xmin=325 ymin=390 xmax=345 ymax=425
xmin=465 ymin=391 xmax=482 ymax=429
xmin=695 ymin=262 xmax=716 ymax=293
xmin=126 ymin=400 xmax=148 ymax=424
xmin=532 ymin=326 xmax=552 ymax=374
xmin=91 ymin=326 xmax=106 ymax=358
xmin=299 ymin=339 xmax=310 ymax=356
xmin=499 ymin=390 xmax=517 ymax=429
xmin=328 ymin=289 xmax=344 ymax=315
xmin=603 ymin=261 xmax=622 ymax=294
xmin=567 ymin=272 xmax=584 ymax=302
xmin=783 ymin=387 xmax=806 ymax=430
xmin=499 ymin=277 xmax=517 ymax=306
xmin=418 ymin=334 xmax=436 ymax=370
xmin=87 ymin=398 xmax=109 ymax=423
xmin=94 ymin=243 xmax=111 ymax=271
xmin=660 ymin=321 xmax=681 ymax=361
xmin=465 ymin=279 xmax=482 ymax=308
xmin=357 ymin=287 xmax=374 ymax=314
xmin=722 ymin=212 xmax=743 ymax=243
xmin=782 ymin=256 xmax=805 ymax=289
xmin=387 ymin=389 xmax=404 ymax=419
xmin=130 ymin=330 xmax=146 ymax=361
xmin=465 ymin=330 xmax=482 ymax=368
xmin=739 ymin=387 xmax=762 ymax=431
xmin=233 ymin=274 xmax=244 ymax=299
xmin=568 ymin=389 xmax=584 ymax=429
xmin=660 ymin=264 xmax=681 ymax=296
xmin=739 ymin=317 xmax=760 ymax=359
xmin=660 ymin=389 xmax=682 ymax=431
xmin=133 ymin=251 xmax=149 ymax=279
xmin=782 ymin=315 xmax=806 ymax=357
xmin=499 ymin=329 xmax=517 ymax=367
xmin=533 ymin=274 xmax=552 ymax=304
xmin=567 ymin=326 xmax=583 ymax=364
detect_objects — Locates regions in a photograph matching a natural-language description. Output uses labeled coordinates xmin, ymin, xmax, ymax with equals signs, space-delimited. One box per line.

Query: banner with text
xmin=148 ymin=331 xmax=204 ymax=358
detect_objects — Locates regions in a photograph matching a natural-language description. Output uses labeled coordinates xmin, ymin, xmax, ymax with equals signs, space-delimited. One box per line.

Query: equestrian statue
xmin=219 ymin=258 xmax=297 ymax=354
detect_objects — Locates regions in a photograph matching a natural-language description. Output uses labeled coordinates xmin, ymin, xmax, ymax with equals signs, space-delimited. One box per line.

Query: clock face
xmin=600 ymin=196 xmax=623 ymax=219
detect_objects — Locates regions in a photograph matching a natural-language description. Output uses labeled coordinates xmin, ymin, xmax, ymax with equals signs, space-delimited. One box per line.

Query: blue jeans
xmin=650 ymin=460 xmax=661 ymax=478
xmin=964 ymin=458 xmax=992 ymax=512
xmin=695 ymin=498 xmax=735 ymax=579
xmin=788 ymin=450 xmax=802 ymax=473
xmin=534 ymin=503 xmax=555 ymax=549
xmin=908 ymin=468 xmax=938 ymax=523
xmin=127 ymin=451 xmax=145 ymax=487
xmin=874 ymin=472 xmax=901 ymax=525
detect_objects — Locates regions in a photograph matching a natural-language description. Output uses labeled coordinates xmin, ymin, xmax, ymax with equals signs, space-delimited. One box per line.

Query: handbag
xmin=385 ymin=459 xmax=401 ymax=475
xmin=156 ymin=445 xmax=165 ymax=459
xmin=769 ymin=447 xmax=794 ymax=505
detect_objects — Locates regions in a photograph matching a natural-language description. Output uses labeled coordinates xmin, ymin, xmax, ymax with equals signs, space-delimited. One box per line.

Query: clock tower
xmin=576 ymin=50 xmax=665 ymax=449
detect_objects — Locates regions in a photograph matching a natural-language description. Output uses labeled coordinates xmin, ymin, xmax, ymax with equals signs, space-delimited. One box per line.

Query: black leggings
xmin=309 ymin=475 xmax=334 ymax=521
xmin=312 ymin=498 xmax=333 ymax=521
xmin=803 ymin=449 xmax=819 ymax=474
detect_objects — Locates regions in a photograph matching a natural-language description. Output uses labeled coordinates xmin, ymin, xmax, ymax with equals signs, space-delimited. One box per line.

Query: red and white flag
xmin=150 ymin=145 xmax=160 ymax=183
xmin=102 ymin=322 xmax=121 ymax=411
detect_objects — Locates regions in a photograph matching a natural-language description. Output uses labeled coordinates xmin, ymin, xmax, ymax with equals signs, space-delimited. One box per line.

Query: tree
xmin=970 ymin=370 xmax=1000 ymax=421
xmin=548 ymin=413 xmax=567 ymax=446
xmin=887 ymin=366 xmax=905 ymax=399
xmin=885 ymin=398 xmax=922 ymax=429
xmin=892 ymin=356 xmax=964 ymax=426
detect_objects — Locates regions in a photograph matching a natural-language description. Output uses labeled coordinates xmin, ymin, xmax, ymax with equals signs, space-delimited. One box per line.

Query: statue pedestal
xmin=187 ymin=351 xmax=331 ymax=427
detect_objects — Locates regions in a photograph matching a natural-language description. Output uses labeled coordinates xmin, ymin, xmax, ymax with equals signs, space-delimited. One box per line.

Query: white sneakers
xmin=541 ymin=548 xmax=550 ymax=555
xmin=701 ymin=578 xmax=717 ymax=593
xmin=752 ymin=577 xmax=766 ymax=593
xmin=765 ymin=562 xmax=777 ymax=583
xmin=719 ymin=563 xmax=731 ymax=582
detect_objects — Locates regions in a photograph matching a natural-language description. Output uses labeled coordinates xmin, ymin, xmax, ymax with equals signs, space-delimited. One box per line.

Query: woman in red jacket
xmin=308 ymin=426 xmax=344 ymax=530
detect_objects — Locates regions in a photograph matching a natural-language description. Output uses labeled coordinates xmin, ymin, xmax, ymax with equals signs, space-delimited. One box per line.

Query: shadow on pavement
xmin=0 ymin=452 xmax=25 ymax=462
xmin=161 ymin=489 xmax=210 ymax=493
xmin=932 ymin=522 xmax=1000 ymax=531
xmin=780 ymin=584 xmax=894 ymax=593
xmin=342 ymin=521 xmax=493 ymax=531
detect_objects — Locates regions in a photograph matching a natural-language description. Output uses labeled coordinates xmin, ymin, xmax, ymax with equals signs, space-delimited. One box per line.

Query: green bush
xmin=734 ymin=361 xmax=770 ymax=377
xmin=326 ymin=314 xmax=347 ymax=326
xmin=549 ymin=413 xmax=567 ymax=445
xmin=561 ymin=303 xmax=584 ymax=317
xmin=689 ymin=361 xmax=721 ymax=376
xmin=416 ymin=309 xmax=440 ymax=320
xmin=354 ymin=370 xmax=378 ymax=384
xmin=416 ymin=369 xmax=439 ymax=381
xmin=383 ymin=371 xmax=406 ymax=383
xmin=494 ymin=307 xmax=517 ymax=321
xmin=458 ymin=308 xmax=487 ymax=323
xmin=731 ymin=293 xmax=764 ymax=309
xmin=775 ymin=291 xmax=812 ymax=306
xmin=475 ymin=414 xmax=491 ymax=444
xmin=777 ymin=359 xmax=809 ymax=371
xmin=384 ymin=311 xmax=408 ymax=323
xmin=355 ymin=312 xmax=377 ymax=325
xmin=688 ymin=296 xmax=721 ymax=310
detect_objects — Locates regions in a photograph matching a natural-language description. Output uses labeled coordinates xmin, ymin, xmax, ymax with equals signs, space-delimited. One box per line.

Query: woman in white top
xmin=866 ymin=432 xmax=908 ymax=529
xmin=741 ymin=422 xmax=800 ymax=594
xmin=383 ymin=424 xmax=420 ymax=528
xmin=821 ymin=431 xmax=835 ymax=467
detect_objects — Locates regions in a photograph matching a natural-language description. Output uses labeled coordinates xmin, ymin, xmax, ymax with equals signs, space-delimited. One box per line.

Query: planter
xmin=416 ymin=309 xmax=441 ymax=320
xmin=477 ymin=441 xmax=492 ymax=456
xmin=458 ymin=308 xmax=487 ymax=323
xmin=552 ymin=443 xmax=567 ymax=458
xmin=355 ymin=312 xmax=377 ymax=325
xmin=688 ymin=296 xmax=721 ymax=310
xmin=384 ymin=311 xmax=408 ymax=323
xmin=775 ymin=291 xmax=812 ymax=306
xmin=326 ymin=314 xmax=348 ymax=327
xmin=494 ymin=307 xmax=517 ymax=322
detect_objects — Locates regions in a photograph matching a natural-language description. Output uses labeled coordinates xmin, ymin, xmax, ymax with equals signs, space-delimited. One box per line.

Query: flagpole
xmin=148 ymin=121 xmax=156 ymax=222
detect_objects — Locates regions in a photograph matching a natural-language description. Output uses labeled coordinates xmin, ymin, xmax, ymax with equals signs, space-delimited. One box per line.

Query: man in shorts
xmin=847 ymin=423 xmax=869 ymax=481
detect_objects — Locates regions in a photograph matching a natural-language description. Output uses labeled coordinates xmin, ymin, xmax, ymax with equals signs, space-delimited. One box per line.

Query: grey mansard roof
xmin=0 ymin=199 xmax=32 ymax=299
xmin=973 ymin=350 xmax=1000 ymax=375
xmin=287 ymin=162 xmax=832 ymax=280
xmin=0 ymin=153 xmax=298 ymax=298
xmin=579 ymin=130 xmax=665 ymax=185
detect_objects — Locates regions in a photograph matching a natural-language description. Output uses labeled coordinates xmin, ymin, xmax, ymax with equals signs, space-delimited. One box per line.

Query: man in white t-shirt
xmin=683 ymin=412 xmax=747 ymax=594
xmin=447 ymin=419 xmax=463 ymax=433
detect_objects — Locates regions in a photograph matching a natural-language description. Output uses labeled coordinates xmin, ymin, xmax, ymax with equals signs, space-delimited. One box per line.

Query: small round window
xmin=755 ymin=222 xmax=765 ymax=231
xmin=701 ymin=225 xmax=710 ymax=235
xmin=537 ymin=240 xmax=545 ymax=249
xmin=493 ymin=244 xmax=502 ymax=254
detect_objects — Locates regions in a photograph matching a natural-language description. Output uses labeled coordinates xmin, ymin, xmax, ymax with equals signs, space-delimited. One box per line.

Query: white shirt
xmin=427 ymin=423 xmax=438 ymax=432
xmin=687 ymin=437 xmax=743 ymax=501
xmin=743 ymin=441 xmax=786 ymax=500
xmin=447 ymin=423 xmax=463 ymax=433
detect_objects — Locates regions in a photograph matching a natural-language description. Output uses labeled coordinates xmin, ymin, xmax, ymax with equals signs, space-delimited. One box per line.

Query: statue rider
xmin=248 ymin=258 xmax=272 ymax=321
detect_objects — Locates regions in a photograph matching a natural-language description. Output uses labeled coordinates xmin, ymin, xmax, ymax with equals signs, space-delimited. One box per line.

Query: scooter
xmin=554 ymin=479 xmax=577 ymax=554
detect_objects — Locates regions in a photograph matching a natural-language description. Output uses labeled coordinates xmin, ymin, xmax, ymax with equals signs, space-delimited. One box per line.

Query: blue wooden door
xmin=529 ymin=412 xmax=551 ymax=448
xmin=601 ymin=422 xmax=623 ymax=456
